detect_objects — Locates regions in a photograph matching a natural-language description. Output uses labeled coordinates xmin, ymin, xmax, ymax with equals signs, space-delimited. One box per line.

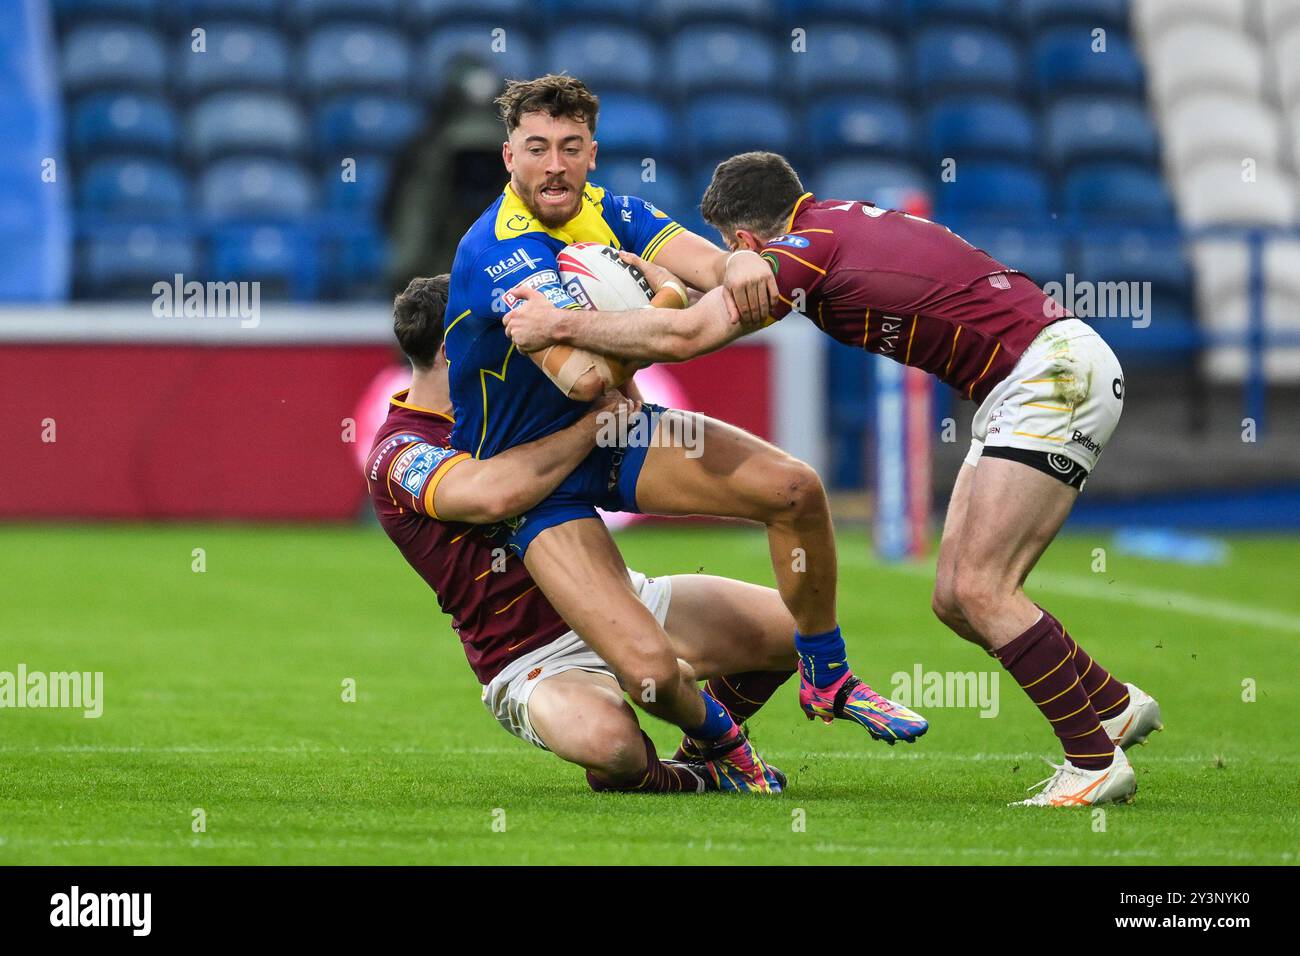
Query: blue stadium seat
xmin=407 ymin=0 xmax=527 ymax=27
xmin=188 ymin=94 xmax=309 ymax=162
xmin=807 ymin=96 xmax=915 ymax=162
xmin=62 ymin=25 xmax=168 ymax=93
xmin=210 ymin=224 xmax=321 ymax=299
xmin=326 ymin=223 xmax=389 ymax=299
xmin=913 ymin=26 xmax=1023 ymax=99
xmin=936 ymin=160 xmax=1049 ymax=220
xmin=779 ymin=0 xmax=900 ymax=33
xmin=1077 ymin=228 xmax=1191 ymax=296
xmin=952 ymin=224 xmax=1066 ymax=285
xmin=657 ymin=0 xmax=777 ymax=29
xmin=793 ymin=24 xmax=905 ymax=95
xmin=322 ymin=155 xmax=392 ymax=213
xmin=1063 ymin=163 xmax=1175 ymax=224
xmin=54 ymin=0 xmax=160 ymax=20
xmin=924 ymin=97 xmax=1038 ymax=160
xmin=1032 ymin=28 xmax=1144 ymax=100
xmin=591 ymin=94 xmax=673 ymax=159
xmin=668 ymin=26 xmax=777 ymax=95
xmin=70 ymin=92 xmax=179 ymax=158
xmin=684 ymin=97 xmax=796 ymax=163
xmin=79 ymin=158 xmax=189 ymax=217
xmin=1019 ymin=0 xmax=1129 ymax=32
xmin=179 ymin=22 xmax=291 ymax=95
xmin=541 ymin=0 xmax=641 ymax=24
xmin=303 ymin=25 xmax=410 ymax=96
xmin=198 ymin=158 xmax=317 ymax=218
xmin=812 ymin=159 xmax=933 ymax=207
xmin=592 ymin=159 xmax=688 ymax=215
xmin=80 ymin=223 xmax=200 ymax=298
xmin=185 ymin=0 xmax=281 ymax=21
xmin=905 ymin=0 xmax=1012 ymax=29
xmin=315 ymin=95 xmax=424 ymax=154
xmin=543 ymin=26 xmax=657 ymax=91
xmin=291 ymin=0 xmax=400 ymax=24
xmin=416 ymin=24 xmax=535 ymax=96
xmin=1093 ymin=297 xmax=1201 ymax=365
xmin=1044 ymin=98 xmax=1160 ymax=171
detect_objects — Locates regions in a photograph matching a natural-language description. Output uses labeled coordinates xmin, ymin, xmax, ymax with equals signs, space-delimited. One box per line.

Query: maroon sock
xmin=992 ymin=612 xmax=1115 ymax=770
xmin=1043 ymin=609 xmax=1131 ymax=720
xmin=585 ymin=731 xmax=704 ymax=793
xmin=672 ymin=669 xmax=795 ymax=761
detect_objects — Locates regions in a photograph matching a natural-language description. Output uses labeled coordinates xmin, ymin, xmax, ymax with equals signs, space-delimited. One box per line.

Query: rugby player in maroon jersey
xmin=502 ymin=152 xmax=1165 ymax=807
xmin=366 ymin=275 xmax=803 ymax=793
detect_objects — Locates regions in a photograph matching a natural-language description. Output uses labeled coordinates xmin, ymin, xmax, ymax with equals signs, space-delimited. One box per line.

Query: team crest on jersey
xmin=394 ymin=443 xmax=459 ymax=497
xmin=766 ymin=234 xmax=810 ymax=248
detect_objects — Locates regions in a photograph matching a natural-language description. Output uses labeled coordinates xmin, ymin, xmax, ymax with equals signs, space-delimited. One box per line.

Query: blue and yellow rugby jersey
xmin=445 ymin=180 xmax=684 ymax=459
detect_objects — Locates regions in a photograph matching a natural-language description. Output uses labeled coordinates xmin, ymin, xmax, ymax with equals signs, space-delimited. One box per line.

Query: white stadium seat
xmin=1147 ymin=24 xmax=1264 ymax=108
xmin=1133 ymin=0 xmax=1250 ymax=40
xmin=1259 ymin=0 xmax=1300 ymax=36
xmin=1273 ymin=27 xmax=1300 ymax=110
xmin=1177 ymin=158 xmax=1298 ymax=226
xmin=1164 ymin=94 xmax=1283 ymax=176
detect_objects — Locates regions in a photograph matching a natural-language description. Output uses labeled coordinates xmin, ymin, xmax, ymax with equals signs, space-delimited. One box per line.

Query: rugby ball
xmin=557 ymin=242 xmax=654 ymax=311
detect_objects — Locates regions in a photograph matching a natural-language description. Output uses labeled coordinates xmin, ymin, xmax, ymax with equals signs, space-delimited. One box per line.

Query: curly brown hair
xmin=495 ymin=73 xmax=599 ymax=135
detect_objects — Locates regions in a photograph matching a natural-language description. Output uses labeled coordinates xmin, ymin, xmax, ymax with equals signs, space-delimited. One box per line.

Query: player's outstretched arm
xmin=433 ymin=391 xmax=637 ymax=524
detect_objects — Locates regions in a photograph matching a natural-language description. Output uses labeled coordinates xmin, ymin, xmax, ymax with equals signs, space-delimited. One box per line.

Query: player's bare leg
xmin=937 ymin=456 xmax=1143 ymax=804
xmin=523 ymin=517 xmax=784 ymax=791
xmin=634 ymin=410 xmax=928 ymax=744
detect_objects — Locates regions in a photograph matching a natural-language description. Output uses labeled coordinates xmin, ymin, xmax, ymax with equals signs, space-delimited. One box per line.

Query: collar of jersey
xmin=390 ymin=389 xmax=454 ymax=422
xmin=495 ymin=181 xmax=618 ymax=247
xmin=784 ymin=192 xmax=815 ymax=233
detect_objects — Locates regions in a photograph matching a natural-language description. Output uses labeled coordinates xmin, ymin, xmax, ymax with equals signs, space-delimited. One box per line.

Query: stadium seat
xmin=322 ymin=154 xmax=392 ymax=213
xmin=325 ymin=222 xmax=389 ymax=299
xmin=668 ymin=26 xmax=777 ymax=95
xmin=792 ymin=24 xmax=905 ymax=96
xmin=198 ymin=158 xmax=317 ymax=218
xmin=1146 ymin=24 xmax=1263 ymax=107
xmin=952 ymin=224 xmax=1066 ymax=286
xmin=779 ymin=0 xmax=900 ymax=32
xmin=657 ymin=0 xmax=777 ymax=29
xmin=913 ymin=26 xmax=1022 ymax=100
xmin=406 ymin=0 xmax=527 ymax=28
xmin=1261 ymin=0 xmax=1300 ymax=36
xmin=53 ymin=0 xmax=160 ymax=22
xmin=303 ymin=25 xmax=411 ymax=96
xmin=1031 ymin=28 xmax=1144 ymax=101
xmin=904 ymin=0 xmax=1011 ymax=29
xmin=188 ymin=93 xmax=309 ymax=163
xmin=291 ymin=0 xmax=401 ymax=25
xmin=935 ymin=160 xmax=1049 ymax=220
xmin=542 ymin=26 xmax=657 ymax=92
xmin=590 ymin=93 xmax=673 ymax=159
xmin=314 ymin=95 xmax=424 ymax=154
xmin=1177 ymin=160 xmax=1298 ymax=227
xmin=80 ymin=223 xmax=200 ymax=298
xmin=812 ymin=159 xmax=933 ymax=208
xmin=415 ymin=24 xmax=535 ymax=97
xmin=185 ymin=0 xmax=281 ymax=21
xmin=62 ymin=24 xmax=168 ymax=93
xmin=1193 ymin=237 xmax=1300 ymax=382
xmin=1062 ymin=163 xmax=1176 ymax=224
xmin=210 ymin=223 xmax=321 ymax=299
xmin=179 ymin=22 xmax=291 ymax=95
xmin=1077 ymin=228 xmax=1191 ymax=298
xmin=1273 ymin=28 xmax=1300 ymax=110
xmin=808 ymin=96 xmax=915 ymax=163
xmin=1044 ymin=98 xmax=1159 ymax=172
xmin=592 ymin=159 xmax=688 ymax=215
xmin=79 ymin=158 xmax=188 ymax=217
xmin=1092 ymin=297 xmax=1201 ymax=366
xmin=1019 ymin=0 xmax=1129 ymax=32
xmin=683 ymin=97 xmax=795 ymax=163
xmin=1132 ymin=0 xmax=1250 ymax=38
xmin=1163 ymin=94 xmax=1282 ymax=178
xmin=541 ymin=0 xmax=641 ymax=25
xmin=924 ymin=97 xmax=1037 ymax=161
xmin=70 ymin=92 xmax=179 ymax=158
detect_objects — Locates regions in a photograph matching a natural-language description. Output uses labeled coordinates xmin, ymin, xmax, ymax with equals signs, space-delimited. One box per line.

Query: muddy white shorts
xmin=964 ymin=318 xmax=1125 ymax=489
xmin=479 ymin=569 xmax=673 ymax=750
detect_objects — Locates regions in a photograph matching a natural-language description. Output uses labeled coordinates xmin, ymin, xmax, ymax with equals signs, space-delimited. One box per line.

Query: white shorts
xmin=965 ymin=318 xmax=1125 ymax=488
xmin=479 ymin=569 xmax=673 ymax=750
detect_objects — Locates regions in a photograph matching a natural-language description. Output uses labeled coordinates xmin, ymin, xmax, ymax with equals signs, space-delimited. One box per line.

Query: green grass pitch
xmin=1 ymin=522 xmax=1297 ymax=865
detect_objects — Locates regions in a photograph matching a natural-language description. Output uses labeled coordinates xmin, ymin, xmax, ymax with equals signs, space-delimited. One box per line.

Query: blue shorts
xmin=505 ymin=403 xmax=666 ymax=556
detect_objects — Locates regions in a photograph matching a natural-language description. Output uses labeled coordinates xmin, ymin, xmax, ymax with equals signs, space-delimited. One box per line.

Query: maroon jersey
xmin=365 ymin=391 xmax=569 ymax=684
xmin=761 ymin=194 xmax=1058 ymax=403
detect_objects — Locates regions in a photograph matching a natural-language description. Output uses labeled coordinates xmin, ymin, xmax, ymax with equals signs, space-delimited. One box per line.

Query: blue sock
xmin=685 ymin=690 xmax=736 ymax=742
xmin=796 ymin=626 xmax=849 ymax=688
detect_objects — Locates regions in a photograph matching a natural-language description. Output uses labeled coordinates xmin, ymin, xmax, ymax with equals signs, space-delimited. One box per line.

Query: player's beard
xmin=525 ymin=176 xmax=583 ymax=228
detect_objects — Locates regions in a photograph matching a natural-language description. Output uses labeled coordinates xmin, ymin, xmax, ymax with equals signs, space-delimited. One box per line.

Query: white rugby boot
xmin=1101 ymin=683 xmax=1164 ymax=749
xmin=1012 ymin=746 xmax=1136 ymax=807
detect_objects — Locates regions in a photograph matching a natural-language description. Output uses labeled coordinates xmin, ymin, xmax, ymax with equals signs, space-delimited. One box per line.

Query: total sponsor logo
xmin=484 ymin=246 xmax=543 ymax=281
